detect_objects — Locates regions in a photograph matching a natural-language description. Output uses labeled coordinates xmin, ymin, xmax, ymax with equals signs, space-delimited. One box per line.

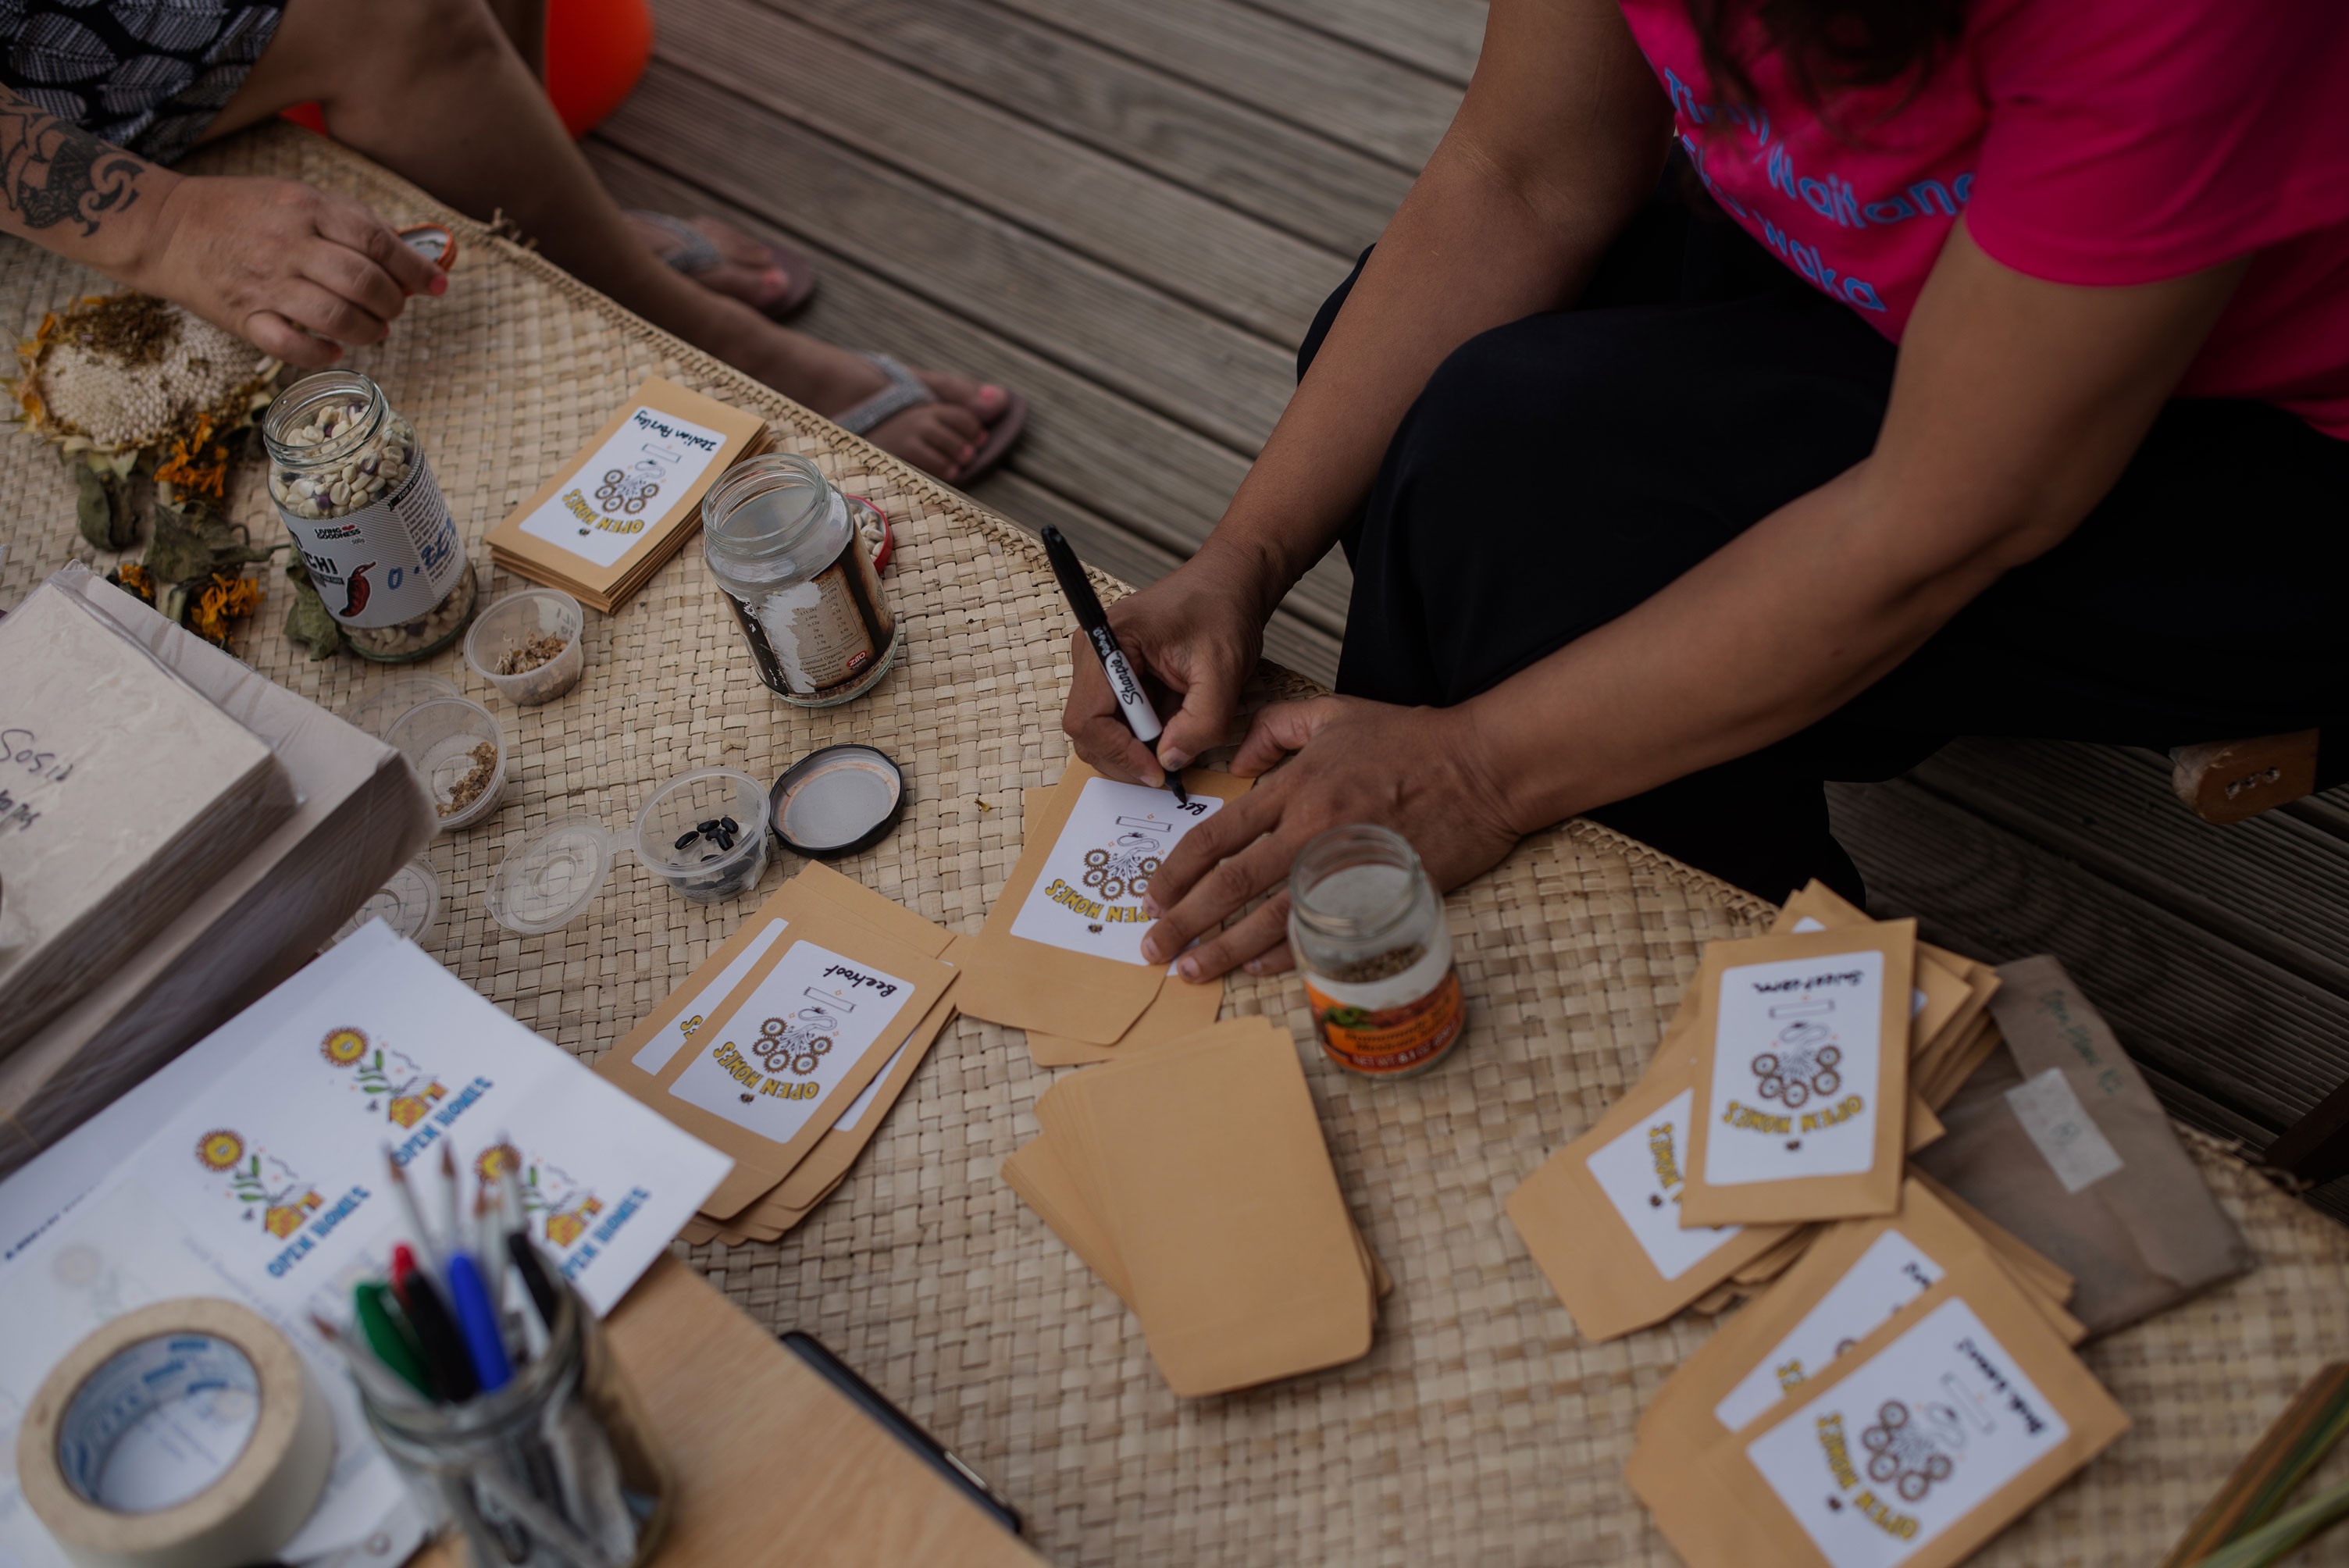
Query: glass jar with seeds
xmin=264 ymin=369 xmax=478 ymax=662
xmin=1288 ymin=824 xmax=1467 ymax=1078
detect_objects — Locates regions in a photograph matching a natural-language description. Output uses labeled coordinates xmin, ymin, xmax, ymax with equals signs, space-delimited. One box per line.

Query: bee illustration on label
xmin=1082 ymin=816 xmax=1168 ymax=902
xmin=1859 ymin=1399 xmax=1962 ymax=1502
xmin=594 ymin=441 xmax=683 ymax=515
xmin=752 ymin=988 xmax=855 ymax=1076
xmin=1753 ymin=996 xmax=1841 ymax=1110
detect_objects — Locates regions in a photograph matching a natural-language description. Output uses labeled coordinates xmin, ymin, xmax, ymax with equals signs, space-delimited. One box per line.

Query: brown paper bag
xmin=1911 ymin=955 xmax=2253 ymax=1335
xmin=1505 ymin=1057 xmax=1799 ymax=1342
xmin=1641 ymin=1178 xmax=2078 ymax=1445
xmin=1679 ymin=923 xmax=1917 ymax=1227
xmin=1029 ymin=1021 xmax=1374 ymax=1395
xmin=1628 ymin=1250 xmax=2127 ymax=1568
xmin=1773 ymin=882 xmax=1985 ymax=1061
xmin=715 ymin=942 xmax=968 ymax=1242
xmin=955 ymin=760 xmax=1250 ymax=1043
xmin=621 ymin=899 xmax=957 ymax=1220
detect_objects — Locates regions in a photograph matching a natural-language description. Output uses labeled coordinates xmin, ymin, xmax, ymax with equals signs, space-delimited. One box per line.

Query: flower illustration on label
xmin=1752 ymin=995 xmax=1842 ymax=1110
xmin=199 ymin=1130 xmax=323 ymax=1238
xmin=1860 ymin=1399 xmax=1962 ymax=1502
xmin=1081 ymin=817 xmax=1167 ymax=903
xmin=593 ymin=442 xmax=682 ymax=516
xmin=320 ymin=1028 xmax=448 ymax=1127
xmin=520 ymin=1156 xmax=604 ymax=1249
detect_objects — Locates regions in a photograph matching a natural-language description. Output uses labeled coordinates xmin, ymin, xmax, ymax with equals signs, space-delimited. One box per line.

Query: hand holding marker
xmin=1043 ymin=525 xmax=1189 ymax=806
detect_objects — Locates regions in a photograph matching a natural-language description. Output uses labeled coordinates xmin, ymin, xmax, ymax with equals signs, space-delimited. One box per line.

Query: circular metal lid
xmin=769 ymin=744 xmax=906 ymax=858
xmin=483 ymin=814 xmax=618 ymax=935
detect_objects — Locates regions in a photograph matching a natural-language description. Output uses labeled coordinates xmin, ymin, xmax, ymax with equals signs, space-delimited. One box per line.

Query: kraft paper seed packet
xmin=1680 ymin=923 xmax=1917 ymax=1228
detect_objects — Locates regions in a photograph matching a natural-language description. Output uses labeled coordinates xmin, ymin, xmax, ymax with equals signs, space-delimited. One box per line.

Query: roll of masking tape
xmin=15 ymin=1298 xmax=335 ymax=1568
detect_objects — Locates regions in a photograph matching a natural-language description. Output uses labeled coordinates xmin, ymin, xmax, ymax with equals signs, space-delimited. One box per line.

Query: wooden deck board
xmin=610 ymin=0 xmax=2347 ymax=1224
xmin=752 ymin=0 xmax=1413 ymax=255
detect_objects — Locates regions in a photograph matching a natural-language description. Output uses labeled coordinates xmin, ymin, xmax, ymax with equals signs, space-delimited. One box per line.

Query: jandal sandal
xmin=628 ymin=211 xmax=818 ymax=319
xmin=833 ymin=352 xmax=1029 ymax=486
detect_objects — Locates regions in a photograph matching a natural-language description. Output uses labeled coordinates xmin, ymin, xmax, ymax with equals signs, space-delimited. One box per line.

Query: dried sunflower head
xmin=14 ymin=291 xmax=276 ymax=457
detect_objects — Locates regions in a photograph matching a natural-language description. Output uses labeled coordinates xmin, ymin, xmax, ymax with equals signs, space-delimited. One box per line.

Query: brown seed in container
xmin=1321 ymin=943 xmax=1426 ymax=985
xmin=438 ymin=740 xmax=500 ymax=818
xmin=495 ymin=633 xmax=570 ymax=675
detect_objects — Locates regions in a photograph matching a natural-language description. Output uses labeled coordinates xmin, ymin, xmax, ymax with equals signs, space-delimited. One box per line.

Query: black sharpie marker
xmin=1040 ymin=525 xmax=1189 ymax=806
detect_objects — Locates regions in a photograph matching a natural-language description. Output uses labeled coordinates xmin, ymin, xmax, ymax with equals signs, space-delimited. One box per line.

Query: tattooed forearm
xmin=0 ymin=87 xmax=148 ymax=237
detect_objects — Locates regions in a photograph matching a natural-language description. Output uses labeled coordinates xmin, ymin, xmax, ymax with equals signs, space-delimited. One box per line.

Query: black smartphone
xmin=779 ymin=1331 xmax=1023 ymax=1537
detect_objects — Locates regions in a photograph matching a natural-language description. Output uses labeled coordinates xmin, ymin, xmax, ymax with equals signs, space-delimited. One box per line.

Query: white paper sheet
xmin=1703 ymin=950 xmax=1888 ymax=1185
xmin=1007 ymin=777 xmax=1221 ymax=964
xmin=1585 ymin=1089 xmax=1745 ymax=1281
xmin=0 ymin=926 xmax=731 ymax=1568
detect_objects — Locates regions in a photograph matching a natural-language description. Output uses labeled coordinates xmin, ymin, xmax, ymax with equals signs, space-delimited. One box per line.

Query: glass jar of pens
xmin=326 ymin=1149 xmax=673 ymax=1567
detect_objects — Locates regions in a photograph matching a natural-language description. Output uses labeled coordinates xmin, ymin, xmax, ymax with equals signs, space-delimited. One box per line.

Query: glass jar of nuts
xmin=264 ymin=369 xmax=477 ymax=662
xmin=1288 ymin=824 xmax=1467 ymax=1078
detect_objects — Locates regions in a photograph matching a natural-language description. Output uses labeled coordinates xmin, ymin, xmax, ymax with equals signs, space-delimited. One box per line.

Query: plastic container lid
xmin=769 ymin=745 xmax=905 ymax=857
xmin=336 ymin=860 xmax=440 ymax=945
xmin=482 ymin=815 xmax=622 ymax=935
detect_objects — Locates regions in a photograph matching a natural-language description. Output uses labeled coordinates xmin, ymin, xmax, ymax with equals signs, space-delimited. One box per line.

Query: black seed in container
xmin=697 ymin=819 xmax=721 ymax=834
xmin=721 ymin=816 xmax=740 ymax=834
xmin=717 ymin=831 xmax=736 ymax=850
xmin=701 ymin=851 xmax=717 ymax=863
xmin=674 ymin=829 xmax=700 ymax=850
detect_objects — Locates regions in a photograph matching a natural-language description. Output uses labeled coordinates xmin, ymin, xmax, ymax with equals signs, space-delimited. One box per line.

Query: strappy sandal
xmin=833 ymin=352 xmax=1029 ymax=486
xmin=628 ymin=211 xmax=818 ymax=319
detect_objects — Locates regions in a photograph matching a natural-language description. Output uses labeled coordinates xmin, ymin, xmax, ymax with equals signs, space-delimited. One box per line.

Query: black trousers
xmin=1303 ymin=192 xmax=2349 ymax=903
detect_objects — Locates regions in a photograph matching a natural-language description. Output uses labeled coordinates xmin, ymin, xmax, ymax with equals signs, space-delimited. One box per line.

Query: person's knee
xmin=321 ymin=0 xmax=511 ymax=91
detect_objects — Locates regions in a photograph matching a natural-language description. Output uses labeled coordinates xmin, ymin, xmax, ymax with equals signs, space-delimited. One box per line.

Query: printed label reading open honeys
xmin=667 ymin=939 xmax=914 ymax=1135
xmin=1713 ymin=1229 xmax=1944 ymax=1432
xmin=1586 ymin=1088 xmax=1747 ymax=1280
xmin=1007 ymin=777 xmax=1222 ymax=964
xmin=1705 ymin=950 xmax=1887 ymax=1185
xmin=515 ymin=404 xmax=729 ymax=570
xmin=1745 ymin=1298 xmax=2069 ymax=1568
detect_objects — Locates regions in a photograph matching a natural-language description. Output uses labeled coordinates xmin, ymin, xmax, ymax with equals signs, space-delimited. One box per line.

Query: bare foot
xmin=626 ymin=212 xmax=804 ymax=315
xmin=778 ymin=338 xmax=1012 ymax=483
xmin=674 ymin=295 xmax=1013 ymax=483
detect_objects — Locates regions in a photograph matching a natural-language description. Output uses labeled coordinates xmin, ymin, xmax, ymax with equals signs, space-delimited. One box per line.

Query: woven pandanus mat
xmin=3 ymin=124 xmax=2346 ymax=1566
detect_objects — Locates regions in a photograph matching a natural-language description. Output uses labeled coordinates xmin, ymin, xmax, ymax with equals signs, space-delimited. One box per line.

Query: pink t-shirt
xmin=1617 ymin=0 xmax=2349 ymax=437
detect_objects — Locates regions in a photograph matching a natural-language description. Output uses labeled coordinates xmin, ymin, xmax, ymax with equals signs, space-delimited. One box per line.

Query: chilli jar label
xmin=1307 ymin=969 xmax=1467 ymax=1074
xmin=277 ymin=457 xmax=465 ymax=629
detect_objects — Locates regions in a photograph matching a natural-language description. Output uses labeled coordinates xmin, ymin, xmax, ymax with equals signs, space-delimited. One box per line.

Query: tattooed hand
xmin=0 ymin=95 xmax=143 ymax=236
xmin=0 ymin=86 xmax=444 ymax=368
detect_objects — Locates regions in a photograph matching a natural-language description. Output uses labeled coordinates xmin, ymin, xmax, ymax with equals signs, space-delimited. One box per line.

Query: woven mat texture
xmin=4 ymin=126 xmax=2347 ymax=1566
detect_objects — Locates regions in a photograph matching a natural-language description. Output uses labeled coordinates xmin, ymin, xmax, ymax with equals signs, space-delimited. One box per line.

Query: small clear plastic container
xmin=634 ymin=768 xmax=771 ymax=903
xmin=385 ymin=694 xmax=506 ymax=832
xmin=463 ymin=587 xmax=585 ymax=706
xmin=483 ymin=815 xmax=623 ymax=935
xmin=336 ymin=860 xmax=441 ymax=945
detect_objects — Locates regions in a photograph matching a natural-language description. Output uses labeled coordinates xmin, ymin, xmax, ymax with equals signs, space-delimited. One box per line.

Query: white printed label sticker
xmin=1715 ymin=1228 xmax=1945 ymax=1432
xmin=666 ymin=941 xmax=916 ymax=1138
xmin=2003 ymin=1070 xmax=2124 ymax=1195
xmin=1704 ymin=950 xmax=1887 ymax=1185
xmin=516 ymin=405 xmax=729 ymax=569
xmin=1745 ymin=1297 xmax=2069 ymax=1568
xmin=631 ymin=919 xmax=790 ymax=1074
xmin=1008 ymin=777 xmax=1222 ymax=964
xmin=1584 ymin=1088 xmax=1745 ymax=1281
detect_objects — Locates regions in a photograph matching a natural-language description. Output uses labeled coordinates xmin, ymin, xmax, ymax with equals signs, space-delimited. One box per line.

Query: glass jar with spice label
xmin=701 ymin=454 xmax=899 ymax=707
xmin=1288 ymin=824 xmax=1467 ymax=1078
xmin=263 ymin=370 xmax=477 ymax=662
